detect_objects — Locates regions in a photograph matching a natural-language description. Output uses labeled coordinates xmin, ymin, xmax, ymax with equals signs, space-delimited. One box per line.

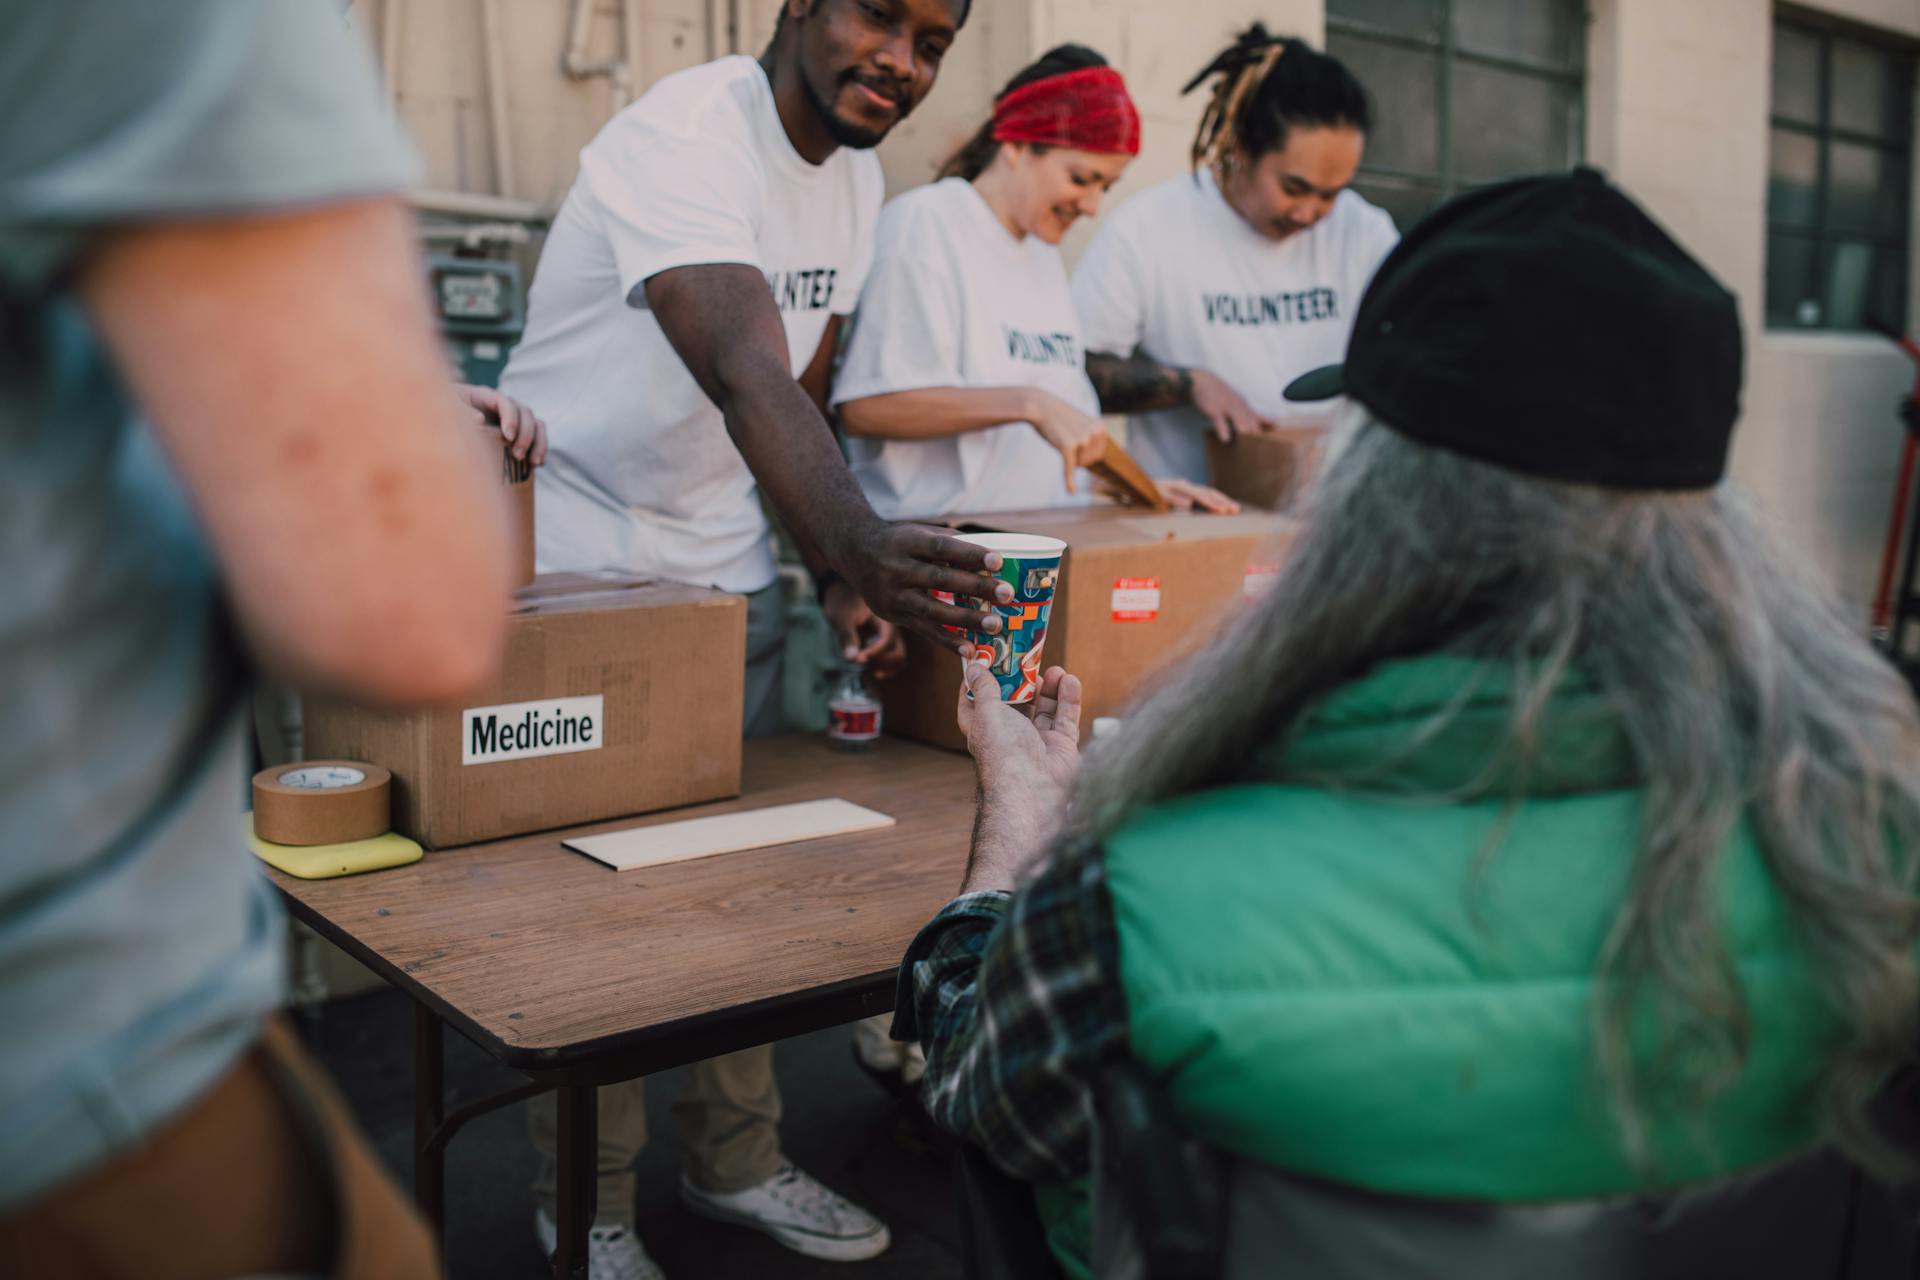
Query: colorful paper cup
xmin=951 ymin=532 xmax=1065 ymax=704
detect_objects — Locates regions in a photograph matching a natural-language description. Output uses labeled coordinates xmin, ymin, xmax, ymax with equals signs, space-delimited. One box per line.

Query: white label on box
xmin=1111 ymin=578 xmax=1162 ymax=622
xmin=463 ymin=695 xmax=604 ymax=765
xmin=1243 ymin=562 xmax=1282 ymax=602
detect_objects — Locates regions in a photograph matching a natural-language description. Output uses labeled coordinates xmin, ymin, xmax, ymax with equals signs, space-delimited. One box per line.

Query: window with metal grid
xmin=1324 ymin=0 xmax=1587 ymax=231
xmin=1768 ymin=10 xmax=1916 ymax=332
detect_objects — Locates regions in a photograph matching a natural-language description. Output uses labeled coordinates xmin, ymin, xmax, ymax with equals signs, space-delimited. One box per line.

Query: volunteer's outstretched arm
xmin=81 ymin=198 xmax=511 ymax=706
xmin=1085 ymin=348 xmax=1261 ymax=442
xmin=800 ymin=315 xmax=902 ymax=669
xmin=840 ymin=386 xmax=1108 ymax=494
xmin=796 ymin=314 xmax=844 ymax=419
xmin=647 ymin=263 xmax=1011 ymax=648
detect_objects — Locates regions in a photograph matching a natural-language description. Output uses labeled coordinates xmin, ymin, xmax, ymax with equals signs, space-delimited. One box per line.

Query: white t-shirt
xmin=832 ymin=177 xmax=1100 ymax=520
xmin=1072 ymin=170 xmax=1398 ymax=483
xmin=501 ymin=55 xmax=882 ymax=593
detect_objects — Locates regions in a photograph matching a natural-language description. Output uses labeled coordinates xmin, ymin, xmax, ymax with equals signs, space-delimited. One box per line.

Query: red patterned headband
xmin=990 ymin=66 xmax=1142 ymax=157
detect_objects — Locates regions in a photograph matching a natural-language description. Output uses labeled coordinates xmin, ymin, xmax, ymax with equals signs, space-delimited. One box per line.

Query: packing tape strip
xmin=252 ymin=760 xmax=392 ymax=847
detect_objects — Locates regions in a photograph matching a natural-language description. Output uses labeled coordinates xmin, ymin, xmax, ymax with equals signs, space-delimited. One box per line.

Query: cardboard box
xmin=1207 ymin=427 xmax=1327 ymax=512
xmin=305 ymin=574 xmax=745 ymax=848
xmin=881 ymin=506 xmax=1299 ymax=751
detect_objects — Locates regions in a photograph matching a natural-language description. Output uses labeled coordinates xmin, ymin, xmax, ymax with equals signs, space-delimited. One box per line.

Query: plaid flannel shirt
xmin=891 ymin=850 xmax=1128 ymax=1183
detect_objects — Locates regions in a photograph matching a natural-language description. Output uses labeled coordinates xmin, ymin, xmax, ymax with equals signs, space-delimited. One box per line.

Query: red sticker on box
xmin=1111 ymin=577 xmax=1161 ymax=621
xmin=1243 ymin=562 xmax=1282 ymax=602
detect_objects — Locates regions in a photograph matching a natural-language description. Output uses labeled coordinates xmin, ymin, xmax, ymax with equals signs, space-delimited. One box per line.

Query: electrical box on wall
xmin=428 ymin=254 xmax=525 ymax=388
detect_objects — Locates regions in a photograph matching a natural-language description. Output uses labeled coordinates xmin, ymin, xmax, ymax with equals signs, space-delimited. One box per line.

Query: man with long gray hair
xmin=894 ymin=167 xmax=1920 ymax=1277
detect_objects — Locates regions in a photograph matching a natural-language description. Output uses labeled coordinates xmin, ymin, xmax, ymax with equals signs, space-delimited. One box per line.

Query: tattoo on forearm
xmin=1085 ymin=350 xmax=1194 ymax=414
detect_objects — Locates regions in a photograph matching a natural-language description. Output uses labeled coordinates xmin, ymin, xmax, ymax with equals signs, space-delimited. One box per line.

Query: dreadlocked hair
xmin=1183 ymin=24 xmax=1371 ymax=172
xmin=937 ymin=44 xmax=1107 ymax=181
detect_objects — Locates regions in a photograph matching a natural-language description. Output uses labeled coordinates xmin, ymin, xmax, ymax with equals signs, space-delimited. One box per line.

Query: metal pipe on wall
xmin=618 ymin=0 xmax=645 ymax=113
xmin=564 ymin=0 xmax=614 ymax=75
xmin=566 ymin=0 xmax=637 ymax=116
xmin=410 ymin=188 xmax=547 ymax=222
xmin=478 ymin=0 xmax=517 ymax=197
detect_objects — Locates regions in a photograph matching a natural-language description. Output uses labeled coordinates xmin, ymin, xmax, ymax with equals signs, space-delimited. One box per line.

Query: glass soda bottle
xmin=827 ymin=662 xmax=882 ymax=751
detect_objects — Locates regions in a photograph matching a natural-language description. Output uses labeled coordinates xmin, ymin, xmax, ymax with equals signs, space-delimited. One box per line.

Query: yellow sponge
xmin=245 ymin=813 xmax=423 ymax=880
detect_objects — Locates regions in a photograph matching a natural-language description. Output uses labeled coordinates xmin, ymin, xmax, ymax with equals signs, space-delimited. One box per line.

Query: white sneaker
xmin=899 ymin=1040 xmax=927 ymax=1088
xmin=680 ymin=1163 xmax=891 ymax=1261
xmin=534 ymin=1206 xmax=666 ymax=1280
xmin=851 ymin=1016 xmax=928 ymax=1096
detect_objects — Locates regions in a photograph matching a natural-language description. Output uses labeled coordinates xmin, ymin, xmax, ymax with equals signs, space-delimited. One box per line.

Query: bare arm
xmin=1084 ymin=349 xmax=1194 ymax=414
xmin=842 ymin=385 xmax=1108 ymax=495
xmin=1086 ymin=348 xmax=1261 ymax=441
xmin=796 ymin=313 xmax=843 ymax=419
xmin=644 ymin=263 xmax=1012 ymax=647
xmin=80 ymin=198 xmax=511 ymax=705
xmin=789 ymin=311 xmax=897 ymax=665
xmin=839 ymin=387 xmax=1049 ymax=440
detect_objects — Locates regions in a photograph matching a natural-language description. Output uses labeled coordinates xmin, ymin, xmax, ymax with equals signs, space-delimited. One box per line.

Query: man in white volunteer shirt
xmin=1073 ymin=27 xmax=1399 ymax=484
xmin=499 ymin=0 xmax=984 ymax=1274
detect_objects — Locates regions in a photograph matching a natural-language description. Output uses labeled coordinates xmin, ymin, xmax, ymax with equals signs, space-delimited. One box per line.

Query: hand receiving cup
xmin=945 ymin=533 xmax=1065 ymax=705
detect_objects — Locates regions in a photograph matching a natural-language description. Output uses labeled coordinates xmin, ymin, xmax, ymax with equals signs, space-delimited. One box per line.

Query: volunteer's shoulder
xmin=877 ymin=177 xmax=965 ymax=228
xmin=1104 ymin=171 xmax=1204 ymax=232
xmin=586 ymin=55 xmax=767 ymax=167
xmin=1330 ymin=187 xmax=1400 ymax=248
xmin=836 ymin=146 xmax=886 ymax=252
xmin=1080 ymin=170 xmax=1194 ymax=264
xmin=872 ymin=178 xmax=967 ymax=252
xmin=843 ymin=145 xmax=886 ymax=206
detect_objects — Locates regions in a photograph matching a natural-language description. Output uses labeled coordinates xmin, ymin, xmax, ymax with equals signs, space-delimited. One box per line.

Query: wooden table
xmin=267 ymin=735 xmax=976 ymax=1280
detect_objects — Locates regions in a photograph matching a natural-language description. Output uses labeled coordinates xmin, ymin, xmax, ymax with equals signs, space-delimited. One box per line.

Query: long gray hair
xmin=1070 ymin=409 xmax=1920 ymax=1176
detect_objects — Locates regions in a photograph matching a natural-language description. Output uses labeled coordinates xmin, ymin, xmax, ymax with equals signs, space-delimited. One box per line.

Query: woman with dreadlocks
xmin=833 ymin=46 xmax=1236 ymax=518
xmin=1073 ymin=26 xmax=1398 ymax=486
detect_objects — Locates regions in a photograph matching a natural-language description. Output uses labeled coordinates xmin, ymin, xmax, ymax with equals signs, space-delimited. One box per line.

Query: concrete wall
xmin=349 ymin=0 xmax=711 ymax=210
xmin=1587 ymin=0 xmax=1920 ymax=610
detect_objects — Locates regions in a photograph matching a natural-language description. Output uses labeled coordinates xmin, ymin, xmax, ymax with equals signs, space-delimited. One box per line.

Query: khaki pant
xmin=0 ymin=1020 xmax=438 ymax=1280
xmin=528 ymin=1046 xmax=784 ymax=1225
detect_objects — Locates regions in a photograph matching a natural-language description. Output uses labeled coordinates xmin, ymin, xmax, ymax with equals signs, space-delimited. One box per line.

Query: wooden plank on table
xmin=564 ymin=799 xmax=895 ymax=871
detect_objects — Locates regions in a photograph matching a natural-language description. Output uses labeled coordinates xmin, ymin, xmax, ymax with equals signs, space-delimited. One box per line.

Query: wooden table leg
xmin=552 ymin=1083 xmax=598 ymax=1280
xmin=412 ymin=1004 xmax=446 ymax=1242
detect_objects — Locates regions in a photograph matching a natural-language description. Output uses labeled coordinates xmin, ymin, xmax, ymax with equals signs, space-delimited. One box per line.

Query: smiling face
xmin=997 ymin=145 xmax=1132 ymax=244
xmin=1221 ymin=124 xmax=1366 ymax=242
xmin=791 ymin=0 xmax=963 ymax=149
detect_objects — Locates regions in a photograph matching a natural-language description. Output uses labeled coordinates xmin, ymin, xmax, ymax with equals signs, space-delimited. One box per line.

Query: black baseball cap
xmin=1284 ymin=167 xmax=1743 ymax=491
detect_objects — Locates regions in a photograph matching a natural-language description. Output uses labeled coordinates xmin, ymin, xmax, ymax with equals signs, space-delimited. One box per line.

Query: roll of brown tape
xmin=253 ymin=761 xmax=393 ymax=847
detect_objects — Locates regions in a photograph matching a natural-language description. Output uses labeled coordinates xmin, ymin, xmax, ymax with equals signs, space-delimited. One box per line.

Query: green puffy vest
xmin=1043 ymin=655 xmax=1844 ymax=1275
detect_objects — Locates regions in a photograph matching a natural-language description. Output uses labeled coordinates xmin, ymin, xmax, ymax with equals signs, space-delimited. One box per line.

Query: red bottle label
xmin=829 ymin=704 xmax=881 ymax=741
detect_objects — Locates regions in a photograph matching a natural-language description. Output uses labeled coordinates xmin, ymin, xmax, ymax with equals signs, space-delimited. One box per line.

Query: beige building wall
xmin=1588 ymin=0 xmax=1920 ymax=611
xmin=347 ymin=0 xmax=1319 ymax=213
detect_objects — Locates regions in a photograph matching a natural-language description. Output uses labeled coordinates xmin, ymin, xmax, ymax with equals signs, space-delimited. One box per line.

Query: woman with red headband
xmin=832 ymin=46 xmax=1235 ymax=518
xmin=832 ymin=44 xmax=1229 ymax=1097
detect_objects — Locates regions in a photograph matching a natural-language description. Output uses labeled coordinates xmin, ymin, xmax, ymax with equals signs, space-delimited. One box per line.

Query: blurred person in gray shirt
xmin=0 ymin=5 xmax=512 ymax=1275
